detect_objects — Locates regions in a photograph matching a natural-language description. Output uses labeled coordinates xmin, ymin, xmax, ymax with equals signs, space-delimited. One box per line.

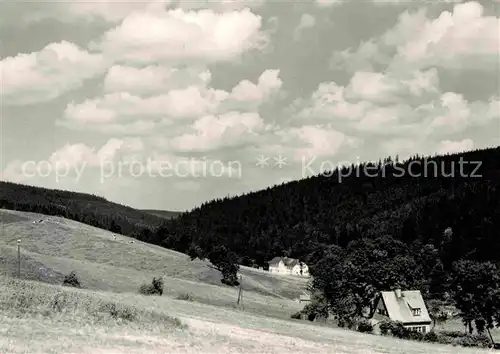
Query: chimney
xmin=394 ymin=288 xmax=402 ymax=298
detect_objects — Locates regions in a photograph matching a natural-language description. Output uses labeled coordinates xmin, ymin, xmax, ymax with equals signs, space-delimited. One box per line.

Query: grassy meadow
xmin=0 ymin=208 xmax=495 ymax=353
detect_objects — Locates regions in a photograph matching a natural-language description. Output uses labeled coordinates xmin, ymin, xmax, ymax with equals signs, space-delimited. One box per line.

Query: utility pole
xmin=236 ymin=275 xmax=243 ymax=305
xmin=17 ymin=239 xmax=21 ymax=278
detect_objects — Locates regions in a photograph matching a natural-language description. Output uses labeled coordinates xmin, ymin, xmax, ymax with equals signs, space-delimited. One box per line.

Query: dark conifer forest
xmin=2 ymin=146 xmax=500 ymax=333
xmin=2 ymin=147 xmax=500 ymax=268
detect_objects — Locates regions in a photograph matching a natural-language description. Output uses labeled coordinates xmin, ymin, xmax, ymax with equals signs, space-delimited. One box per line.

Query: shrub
xmin=62 ymin=271 xmax=81 ymax=288
xmin=357 ymin=320 xmax=373 ymax=333
xmin=407 ymin=331 xmax=424 ymax=341
xmin=379 ymin=320 xmax=392 ymax=335
xmin=176 ymin=292 xmax=193 ymax=301
xmin=139 ymin=277 xmax=163 ymax=296
xmin=152 ymin=277 xmax=164 ymax=295
xmin=441 ymin=330 xmax=466 ymax=338
xmin=453 ymin=335 xmax=490 ymax=348
xmin=99 ymin=302 xmax=137 ymax=321
xmin=423 ymin=331 xmax=439 ymax=343
xmin=391 ymin=321 xmax=410 ymax=339
xmin=290 ymin=312 xmax=302 ymax=319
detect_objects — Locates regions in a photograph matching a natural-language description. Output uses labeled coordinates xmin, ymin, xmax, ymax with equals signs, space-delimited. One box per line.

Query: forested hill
xmin=0 ymin=182 xmax=167 ymax=236
xmin=156 ymin=146 xmax=500 ymax=269
xmin=141 ymin=209 xmax=182 ymax=219
xmin=2 ymin=146 xmax=500 ymax=272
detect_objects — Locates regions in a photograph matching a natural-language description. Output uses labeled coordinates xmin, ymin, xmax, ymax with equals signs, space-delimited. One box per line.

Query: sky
xmin=0 ymin=0 xmax=499 ymax=211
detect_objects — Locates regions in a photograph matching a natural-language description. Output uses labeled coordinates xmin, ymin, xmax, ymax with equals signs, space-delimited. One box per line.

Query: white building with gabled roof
xmin=267 ymin=256 xmax=309 ymax=277
xmin=371 ymin=288 xmax=432 ymax=333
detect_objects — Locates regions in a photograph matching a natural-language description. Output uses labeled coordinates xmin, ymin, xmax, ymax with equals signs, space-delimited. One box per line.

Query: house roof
xmin=379 ymin=290 xmax=432 ymax=324
xmin=268 ymin=256 xmax=301 ymax=268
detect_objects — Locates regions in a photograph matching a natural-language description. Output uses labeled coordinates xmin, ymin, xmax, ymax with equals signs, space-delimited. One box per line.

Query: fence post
xmin=17 ymin=239 xmax=21 ymax=278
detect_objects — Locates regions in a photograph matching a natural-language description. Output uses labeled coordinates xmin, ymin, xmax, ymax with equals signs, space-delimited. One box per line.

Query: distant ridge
xmin=142 ymin=209 xmax=182 ymax=219
xmin=0 ymin=181 xmax=167 ymax=241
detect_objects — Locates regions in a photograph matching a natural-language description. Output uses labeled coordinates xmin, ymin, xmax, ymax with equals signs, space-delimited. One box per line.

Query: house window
xmin=377 ymin=308 xmax=387 ymax=316
xmin=409 ymin=326 xmax=424 ymax=332
xmin=412 ymin=308 xmax=421 ymax=316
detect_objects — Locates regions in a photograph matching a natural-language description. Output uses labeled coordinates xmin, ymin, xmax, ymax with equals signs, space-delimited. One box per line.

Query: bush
xmin=290 ymin=312 xmax=302 ymax=319
xmin=357 ymin=320 xmax=373 ymax=333
xmin=176 ymin=292 xmax=193 ymax=301
xmin=423 ymin=331 xmax=439 ymax=343
xmin=379 ymin=320 xmax=392 ymax=335
xmin=139 ymin=277 xmax=163 ymax=296
xmin=62 ymin=271 xmax=81 ymax=288
xmin=441 ymin=330 xmax=467 ymax=338
xmin=407 ymin=331 xmax=424 ymax=341
xmin=452 ymin=335 xmax=490 ymax=348
xmin=152 ymin=277 xmax=164 ymax=295
xmin=99 ymin=302 xmax=137 ymax=321
xmin=391 ymin=321 xmax=410 ymax=339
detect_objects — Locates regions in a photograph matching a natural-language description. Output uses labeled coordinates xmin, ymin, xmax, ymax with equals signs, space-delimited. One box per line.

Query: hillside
xmin=156 ymin=147 xmax=500 ymax=268
xmin=3 ymin=276 xmax=489 ymax=354
xmin=0 ymin=208 xmax=308 ymax=314
xmin=0 ymin=181 xmax=167 ymax=241
xmin=142 ymin=209 xmax=183 ymax=219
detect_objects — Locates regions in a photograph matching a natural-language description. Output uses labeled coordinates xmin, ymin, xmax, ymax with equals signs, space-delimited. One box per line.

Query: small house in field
xmin=267 ymin=257 xmax=309 ymax=276
xmin=371 ymin=289 xmax=432 ymax=333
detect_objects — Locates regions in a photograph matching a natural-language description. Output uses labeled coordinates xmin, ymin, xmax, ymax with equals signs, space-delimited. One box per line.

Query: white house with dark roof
xmin=267 ymin=256 xmax=309 ymax=277
xmin=371 ymin=288 xmax=432 ymax=333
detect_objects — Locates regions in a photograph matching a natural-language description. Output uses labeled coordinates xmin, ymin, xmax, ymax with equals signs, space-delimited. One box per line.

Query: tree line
xmin=1 ymin=147 xmax=500 ymax=335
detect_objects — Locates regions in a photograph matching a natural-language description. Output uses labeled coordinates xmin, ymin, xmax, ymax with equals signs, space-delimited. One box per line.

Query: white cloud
xmin=103 ymin=65 xmax=212 ymax=95
xmin=64 ymin=87 xmax=228 ymax=124
xmin=291 ymin=64 xmax=497 ymax=152
xmin=437 ymin=139 xmax=474 ymax=154
xmin=48 ymin=138 xmax=144 ymax=170
xmin=227 ymin=69 xmax=283 ymax=103
xmin=4 ymin=0 xmax=267 ymax=24
xmin=293 ymin=14 xmax=316 ymax=40
xmin=64 ymin=69 xmax=282 ymax=128
xmin=0 ymin=41 xmax=107 ymax=105
xmin=170 ymin=111 xmax=265 ymax=152
xmin=288 ymin=125 xmax=346 ymax=160
xmin=1 ymin=138 xmax=144 ymax=184
xmin=294 ymin=68 xmax=439 ymax=125
xmin=314 ymin=0 xmax=343 ymax=7
xmin=93 ymin=7 xmax=268 ymax=65
xmin=331 ymin=1 xmax=500 ymax=72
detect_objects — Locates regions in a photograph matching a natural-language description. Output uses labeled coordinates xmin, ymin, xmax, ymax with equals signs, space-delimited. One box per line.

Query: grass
xmin=0 ymin=276 xmax=492 ymax=353
xmin=0 ymin=208 xmax=496 ymax=353
xmin=0 ymin=277 xmax=492 ymax=354
xmin=0 ymin=208 xmax=307 ymax=318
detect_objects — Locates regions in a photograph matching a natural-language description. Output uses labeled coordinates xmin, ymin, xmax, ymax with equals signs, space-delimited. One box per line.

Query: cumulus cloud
xmin=64 ymin=88 xmax=228 ymax=124
xmin=0 ymin=41 xmax=107 ymax=105
xmin=331 ymin=1 xmax=500 ymax=72
xmin=92 ymin=7 xmax=268 ymax=64
xmin=314 ymin=0 xmax=343 ymax=7
xmin=2 ymin=0 xmax=267 ymax=24
xmin=103 ymin=65 xmax=212 ymax=95
xmin=282 ymin=125 xmax=347 ymax=161
xmin=1 ymin=137 xmax=143 ymax=184
xmin=63 ymin=69 xmax=282 ymax=129
xmin=290 ymin=64 xmax=497 ymax=158
xmin=437 ymin=139 xmax=474 ymax=154
xmin=170 ymin=111 xmax=266 ymax=152
xmin=293 ymin=14 xmax=316 ymax=40
xmin=294 ymin=68 xmax=440 ymax=124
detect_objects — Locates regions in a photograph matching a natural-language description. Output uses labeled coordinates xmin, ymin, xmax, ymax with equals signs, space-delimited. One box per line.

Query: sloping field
xmin=0 ymin=208 xmax=307 ymax=318
xmin=0 ymin=277 xmax=491 ymax=354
